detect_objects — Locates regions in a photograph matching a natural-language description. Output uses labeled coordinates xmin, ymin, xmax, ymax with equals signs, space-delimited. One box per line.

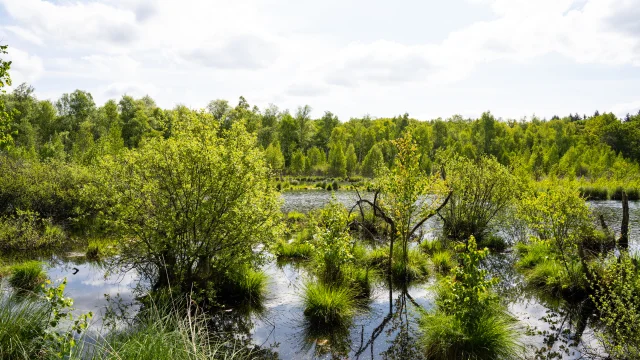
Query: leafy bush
xmin=589 ymin=254 xmax=640 ymax=359
xmin=439 ymin=154 xmax=521 ymax=242
xmin=100 ymin=120 xmax=282 ymax=300
xmin=0 ymin=210 xmax=66 ymax=251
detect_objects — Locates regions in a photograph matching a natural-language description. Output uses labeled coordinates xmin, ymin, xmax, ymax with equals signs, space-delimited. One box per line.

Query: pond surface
xmin=32 ymin=193 xmax=640 ymax=359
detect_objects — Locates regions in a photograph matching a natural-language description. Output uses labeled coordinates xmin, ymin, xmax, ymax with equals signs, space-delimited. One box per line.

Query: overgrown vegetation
xmin=420 ymin=237 xmax=523 ymax=359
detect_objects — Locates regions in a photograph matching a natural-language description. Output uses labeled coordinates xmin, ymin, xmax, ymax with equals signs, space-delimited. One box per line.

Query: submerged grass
xmin=302 ymin=282 xmax=356 ymax=326
xmin=8 ymin=261 xmax=47 ymax=292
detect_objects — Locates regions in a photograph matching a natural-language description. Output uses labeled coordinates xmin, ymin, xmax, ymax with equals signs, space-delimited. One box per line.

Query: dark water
xmin=30 ymin=193 xmax=640 ymax=359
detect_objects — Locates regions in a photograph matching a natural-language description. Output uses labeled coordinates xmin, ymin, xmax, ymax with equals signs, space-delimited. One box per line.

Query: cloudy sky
xmin=1 ymin=0 xmax=640 ymax=120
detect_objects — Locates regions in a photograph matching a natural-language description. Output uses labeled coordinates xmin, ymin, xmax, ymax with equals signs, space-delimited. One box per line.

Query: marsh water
xmin=31 ymin=192 xmax=640 ymax=359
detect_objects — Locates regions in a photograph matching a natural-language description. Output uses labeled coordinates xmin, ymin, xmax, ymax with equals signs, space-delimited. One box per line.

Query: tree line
xmin=1 ymin=84 xmax=640 ymax=185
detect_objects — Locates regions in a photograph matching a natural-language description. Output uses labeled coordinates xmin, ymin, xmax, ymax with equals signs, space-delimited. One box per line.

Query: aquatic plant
xmin=86 ymin=297 xmax=262 ymax=360
xmin=274 ymin=239 xmax=314 ymax=260
xmin=9 ymin=261 xmax=47 ymax=292
xmin=431 ymin=250 xmax=455 ymax=274
xmin=420 ymin=237 xmax=523 ymax=359
xmin=302 ymin=282 xmax=356 ymax=326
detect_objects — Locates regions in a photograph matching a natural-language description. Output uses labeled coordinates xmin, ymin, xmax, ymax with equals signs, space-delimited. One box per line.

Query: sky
xmin=1 ymin=0 xmax=640 ymax=121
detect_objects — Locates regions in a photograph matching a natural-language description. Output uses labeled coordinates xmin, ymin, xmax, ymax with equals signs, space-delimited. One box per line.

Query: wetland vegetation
xmin=1 ymin=43 xmax=640 ymax=359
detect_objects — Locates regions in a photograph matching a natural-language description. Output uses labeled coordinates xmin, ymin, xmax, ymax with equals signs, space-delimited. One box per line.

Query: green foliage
xmin=519 ymin=185 xmax=592 ymax=242
xmin=431 ymin=250 xmax=456 ymax=274
xmin=265 ymin=141 xmax=285 ymax=172
xmin=313 ymin=199 xmax=354 ymax=283
xmin=420 ymin=237 xmax=522 ymax=359
xmin=275 ymin=239 xmax=314 ymax=259
xmin=589 ymin=254 xmax=640 ymax=359
xmin=9 ymin=261 xmax=47 ymax=292
xmin=362 ymin=144 xmax=385 ymax=177
xmin=0 ymin=210 xmax=66 ymax=251
xmin=375 ymin=133 xmax=448 ymax=279
xmin=328 ymin=144 xmax=347 ymax=177
xmin=302 ymin=282 xmax=356 ymax=326
xmin=0 ymin=156 xmax=98 ymax=228
xmin=87 ymin=298 xmax=259 ymax=360
xmin=100 ymin=116 xmax=282 ymax=299
xmin=439 ymin=154 xmax=520 ymax=241
xmin=0 ymin=279 xmax=92 ymax=359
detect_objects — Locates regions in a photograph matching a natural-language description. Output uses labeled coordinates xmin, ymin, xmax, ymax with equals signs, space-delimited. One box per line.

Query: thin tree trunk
xmin=620 ymin=191 xmax=629 ymax=250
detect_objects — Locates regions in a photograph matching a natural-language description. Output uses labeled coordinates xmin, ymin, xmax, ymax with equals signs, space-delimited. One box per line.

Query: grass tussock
xmin=9 ymin=261 xmax=47 ymax=293
xmin=391 ymin=248 xmax=429 ymax=283
xmin=431 ymin=251 xmax=456 ymax=274
xmin=87 ymin=299 xmax=267 ymax=360
xmin=420 ymin=310 xmax=523 ymax=360
xmin=218 ymin=266 xmax=268 ymax=307
xmin=275 ymin=240 xmax=314 ymax=260
xmin=0 ymin=289 xmax=51 ymax=359
xmin=302 ymin=282 xmax=356 ymax=326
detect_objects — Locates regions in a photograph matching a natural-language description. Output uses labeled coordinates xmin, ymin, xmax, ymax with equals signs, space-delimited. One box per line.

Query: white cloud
xmin=4 ymin=47 xmax=44 ymax=87
xmin=1 ymin=0 xmax=639 ymax=118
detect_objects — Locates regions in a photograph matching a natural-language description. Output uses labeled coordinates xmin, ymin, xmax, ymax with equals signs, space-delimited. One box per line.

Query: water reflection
xmin=17 ymin=193 xmax=638 ymax=359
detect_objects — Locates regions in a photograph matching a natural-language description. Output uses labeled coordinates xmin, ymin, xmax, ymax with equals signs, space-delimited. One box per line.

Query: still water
xmin=39 ymin=193 xmax=639 ymax=359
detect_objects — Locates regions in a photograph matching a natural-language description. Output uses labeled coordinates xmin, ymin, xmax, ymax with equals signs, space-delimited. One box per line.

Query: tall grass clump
xmin=217 ymin=266 xmax=268 ymax=307
xmin=420 ymin=237 xmax=523 ymax=359
xmin=302 ymin=282 xmax=356 ymax=326
xmin=90 ymin=298 xmax=262 ymax=360
xmin=391 ymin=248 xmax=429 ymax=283
xmin=9 ymin=261 xmax=47 ymax=292
xmin=1 ymin=280 xmax=92 ymax=360
xmin=0 ymin=289 xmax=50 ymax=359
xmin=431 ymin=250 xmax=456 ymax=274
xmin=274 ymin=239 xmax=314 ymax=260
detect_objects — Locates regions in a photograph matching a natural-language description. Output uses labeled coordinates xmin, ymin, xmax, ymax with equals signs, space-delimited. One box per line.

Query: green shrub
xmin=588 ymin=254 xmax=640 ymax=359
xmin=286 ymin=211 xmax=306 ymax=223
xmin=302 ymin=282 xmax=356 ymax=326
xmin=0 ymin=210 xmax=66 ymax=251
xmin=9 ymin=261 xmax=47 ymax=292
xmin=331 ymin=181 xmax=339 ymax=191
